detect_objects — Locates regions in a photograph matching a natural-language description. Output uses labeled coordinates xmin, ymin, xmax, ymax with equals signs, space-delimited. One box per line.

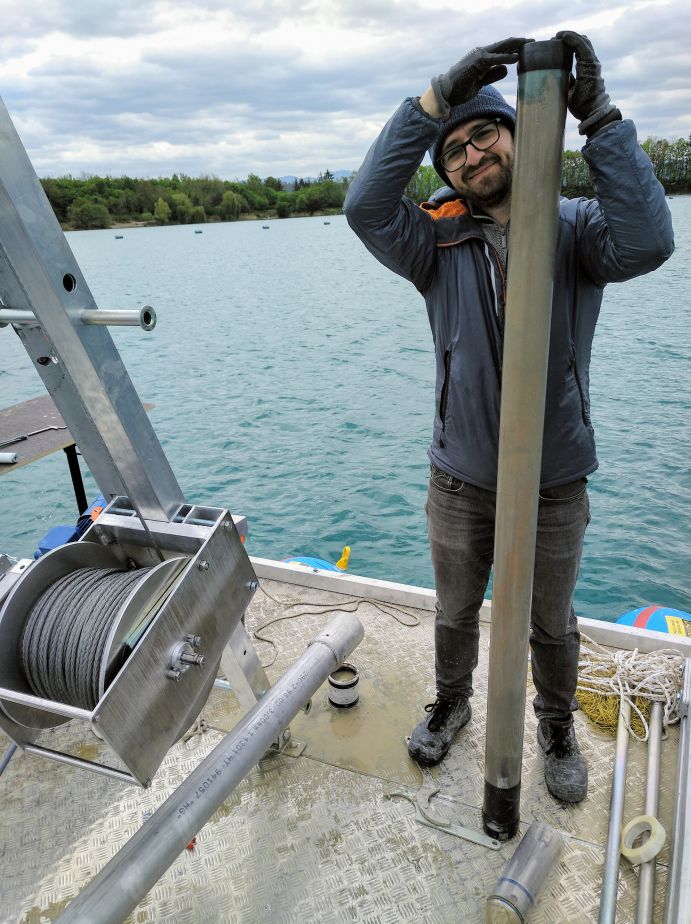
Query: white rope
xmin=578 ymin=633 xmax=685 ymax=741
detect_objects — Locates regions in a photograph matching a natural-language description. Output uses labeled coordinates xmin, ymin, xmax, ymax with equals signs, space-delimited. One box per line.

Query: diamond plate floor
xmin=0 ymin=577 xmax=679 ymax=923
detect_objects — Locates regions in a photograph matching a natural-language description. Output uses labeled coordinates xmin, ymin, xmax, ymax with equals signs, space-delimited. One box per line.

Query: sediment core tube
xmin=482 ymin=39 xmax=572 ymax=841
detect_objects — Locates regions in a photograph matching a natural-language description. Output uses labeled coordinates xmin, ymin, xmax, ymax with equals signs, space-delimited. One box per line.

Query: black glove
xmin=556 ymin=31 xmax=621 ymax=136
xmin=431 ymin=38 xmax=533 ymax=119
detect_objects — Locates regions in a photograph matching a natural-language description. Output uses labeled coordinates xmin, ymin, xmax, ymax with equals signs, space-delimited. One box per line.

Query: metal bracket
xmin=267 ymin=728 xmax=306 ymax=759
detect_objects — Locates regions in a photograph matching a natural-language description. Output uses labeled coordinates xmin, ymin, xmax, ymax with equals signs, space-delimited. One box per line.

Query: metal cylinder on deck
xmin=482 ymin=40 xmax=572 ymax=840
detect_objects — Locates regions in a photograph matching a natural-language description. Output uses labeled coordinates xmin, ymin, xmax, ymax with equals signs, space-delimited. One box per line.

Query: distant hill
xmin=279 ymin=170 xmax=353 ymax=187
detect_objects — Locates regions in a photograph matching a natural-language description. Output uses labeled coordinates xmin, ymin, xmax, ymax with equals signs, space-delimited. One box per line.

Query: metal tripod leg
xmin=220 ymin=623 xmax=270 ymax=709
xmin=219 ymin=623 xmax=306 ymax=757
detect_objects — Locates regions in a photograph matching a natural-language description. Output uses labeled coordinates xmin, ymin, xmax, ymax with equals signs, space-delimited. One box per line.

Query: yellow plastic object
xmin=335 ymin=546 xmax=350 ymax=571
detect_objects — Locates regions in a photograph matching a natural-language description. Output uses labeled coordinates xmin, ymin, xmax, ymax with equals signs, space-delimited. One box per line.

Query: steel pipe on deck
xmin=599 ymin=698 xmax=632 ymax=924
xmin=57 ymin=611 xmax=364 ymax=924
xmin=636 ymin=701 xmax=663 ymax=923
xmin=482 ymin=40 xmax=572 ymax=840
xmin=664 ymin=659 xmax=691 ymax=924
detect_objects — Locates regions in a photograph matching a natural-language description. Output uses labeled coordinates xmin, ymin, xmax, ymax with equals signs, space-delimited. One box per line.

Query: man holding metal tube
xmin=344 ymin=33 xmax=673 ymax=802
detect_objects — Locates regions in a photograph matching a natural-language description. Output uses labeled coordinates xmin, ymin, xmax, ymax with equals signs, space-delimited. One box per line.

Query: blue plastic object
xmin=33 ymin=494 xmax=107 ymax=558
xmin=34 ymin=524 xmax=81 ymax=558
xmin=283 ymin=556 xmax=343 ymax=573
xmin=616 ymin=605 xmax=691 ymax=637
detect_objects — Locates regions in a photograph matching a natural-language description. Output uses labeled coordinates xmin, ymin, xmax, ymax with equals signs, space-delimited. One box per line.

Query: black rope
xmin=21 ymin=566 xmax=152 ymax=709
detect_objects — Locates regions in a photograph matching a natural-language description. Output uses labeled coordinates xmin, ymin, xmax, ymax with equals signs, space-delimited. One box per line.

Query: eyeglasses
xmin=437 ymin=119 xmax=502 ymax=173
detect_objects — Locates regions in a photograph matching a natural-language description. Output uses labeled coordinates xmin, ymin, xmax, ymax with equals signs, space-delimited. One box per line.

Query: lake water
xmin=1 ymin=198 xmax=689 ymax=621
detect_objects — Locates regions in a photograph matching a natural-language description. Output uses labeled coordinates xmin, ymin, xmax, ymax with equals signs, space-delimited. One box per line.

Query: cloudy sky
xmin=0 ymin=0 xmax=688 ymax=181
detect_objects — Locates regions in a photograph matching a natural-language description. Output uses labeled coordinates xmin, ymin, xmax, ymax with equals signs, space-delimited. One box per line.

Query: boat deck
xmin=0 ymin=572 xmax=680 ymax=923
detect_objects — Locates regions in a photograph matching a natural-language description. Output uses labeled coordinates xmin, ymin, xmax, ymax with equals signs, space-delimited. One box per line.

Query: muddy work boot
xmin=407 ymin=696 xmax=471 ymax=765
xmin=538 ymin=718 xmax=588 ymax=803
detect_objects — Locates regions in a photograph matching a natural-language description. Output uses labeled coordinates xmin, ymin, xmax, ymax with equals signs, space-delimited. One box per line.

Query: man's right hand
xmin=431 ymin=39 xmax=533 ymax=119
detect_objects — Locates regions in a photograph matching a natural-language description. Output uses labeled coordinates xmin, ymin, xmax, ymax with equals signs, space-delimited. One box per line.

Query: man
xmin=344 ymin=33 xmax=674 ymax=802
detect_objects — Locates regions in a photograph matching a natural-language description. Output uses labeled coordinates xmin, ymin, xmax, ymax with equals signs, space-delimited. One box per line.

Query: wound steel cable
xmin=21 ymin=566 xmax=153 ymax=709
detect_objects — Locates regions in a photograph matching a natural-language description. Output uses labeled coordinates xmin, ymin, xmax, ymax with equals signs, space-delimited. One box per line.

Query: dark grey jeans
xmin=426 ymin=463 xmax=590 ymax=720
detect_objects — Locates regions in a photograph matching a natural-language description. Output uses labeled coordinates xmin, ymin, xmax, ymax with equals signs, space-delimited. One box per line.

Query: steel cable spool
xmin=21 ymin=565 xmax=154 ymax=710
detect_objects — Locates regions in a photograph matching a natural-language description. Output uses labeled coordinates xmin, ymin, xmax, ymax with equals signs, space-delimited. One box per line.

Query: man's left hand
xmin=556 ymin=31 xmax=621 ymax=136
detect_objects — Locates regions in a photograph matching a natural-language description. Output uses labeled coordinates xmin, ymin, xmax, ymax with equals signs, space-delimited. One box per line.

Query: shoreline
xmin=61 ymin=210 xmax=343 ymax=232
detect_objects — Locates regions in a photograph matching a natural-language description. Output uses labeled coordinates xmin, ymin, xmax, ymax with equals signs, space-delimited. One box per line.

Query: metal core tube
xmin=636 ymin=701 xmax=663 ymax=923
xmin=56 ymin=611 xmax=364 ymax=924
xmin=599 ymin=698 xmax=632 ymax=924
xmin=482 ymin=40 xmax=572 ymax=840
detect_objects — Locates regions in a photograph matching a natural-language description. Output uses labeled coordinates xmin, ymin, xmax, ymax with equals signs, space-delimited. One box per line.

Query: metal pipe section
xmin=56 ymin=611 xmax=364 ymax=924
xmin=599 ymin=698 xmax=632 ymax=924
xmin=0 ymin=741 xmax=17 ymax=777
xmin=0 ymin=308 xmax=38 ymax=325
xmin=482 ymin=39 xmax=572 ymax=841
xmin=636 ymin=701 xmax=663 ymax=924
xmin=24 ymin=744 xmax=137 ymax=785
xmin=0 ymin=687 xmax=94 ymax=721
xmin=0 ymin=307 xmax=156 ymax=330
xmin=80 ymin=307 xmax=156 ymax=330
xmin=664 ymin=659 xmax=691 ymax=924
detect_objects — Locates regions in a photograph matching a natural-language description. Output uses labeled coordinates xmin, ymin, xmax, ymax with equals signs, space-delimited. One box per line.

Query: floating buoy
xmin=283 ymin=556 xmax=341 ymax=573
xmin=284 ymin=545 xmax=350 ymax=573
xmin=616 ymin=606 xmax=691 ymax=637
xmin=335 ymin=546 xmax=350 ymax=570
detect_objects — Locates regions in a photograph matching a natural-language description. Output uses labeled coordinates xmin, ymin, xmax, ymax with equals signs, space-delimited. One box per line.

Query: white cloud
xmin=0 ymin=0 xmax=688 ymax=178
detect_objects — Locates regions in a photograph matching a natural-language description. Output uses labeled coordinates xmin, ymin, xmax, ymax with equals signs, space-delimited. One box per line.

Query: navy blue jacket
xmin=344 ymin=97 xmax=674 ymax=489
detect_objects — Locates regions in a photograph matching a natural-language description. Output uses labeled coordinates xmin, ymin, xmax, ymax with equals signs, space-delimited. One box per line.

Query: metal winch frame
xmin=0 ymin=95 xmax=271 ymax=786
xmin=0 ymin=500 xmax=258 ymax=786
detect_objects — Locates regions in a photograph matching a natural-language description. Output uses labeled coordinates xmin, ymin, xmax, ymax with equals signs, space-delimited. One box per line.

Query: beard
xmin=453 ymin=154 xmax=513 ymax=210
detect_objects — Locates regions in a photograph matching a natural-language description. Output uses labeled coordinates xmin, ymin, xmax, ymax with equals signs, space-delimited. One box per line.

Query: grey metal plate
xmin=0 ymin=577 xmax=678 ymax=923
xmin=94 ymin=515 xmax=255 ymax=785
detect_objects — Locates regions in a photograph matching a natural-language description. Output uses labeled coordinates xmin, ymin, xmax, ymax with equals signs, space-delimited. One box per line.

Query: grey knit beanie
xmin=429 ymin=85 xmax=516 ymax=184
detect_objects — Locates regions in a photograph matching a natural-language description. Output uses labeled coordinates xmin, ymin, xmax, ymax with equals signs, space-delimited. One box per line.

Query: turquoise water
xmin=1 ymin=199 xmax=689 ymax=621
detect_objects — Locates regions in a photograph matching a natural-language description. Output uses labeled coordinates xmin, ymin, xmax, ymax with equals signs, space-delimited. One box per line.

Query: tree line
xmin=41 ymin=137 xmax=690 ymax=231
xmin=41 ymin=170 xmax=349 ymax=230
xmin=404 ymin=136 xmax=691 ymax=203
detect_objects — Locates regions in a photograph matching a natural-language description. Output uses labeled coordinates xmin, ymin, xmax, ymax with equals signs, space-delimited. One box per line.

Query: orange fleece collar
xmin=419 ymin=199 xmax=470 ymax=220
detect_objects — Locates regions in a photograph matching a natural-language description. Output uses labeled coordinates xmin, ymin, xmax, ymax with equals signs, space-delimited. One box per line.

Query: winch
xmin=0 ymin=94 xmax=265 ymax=787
